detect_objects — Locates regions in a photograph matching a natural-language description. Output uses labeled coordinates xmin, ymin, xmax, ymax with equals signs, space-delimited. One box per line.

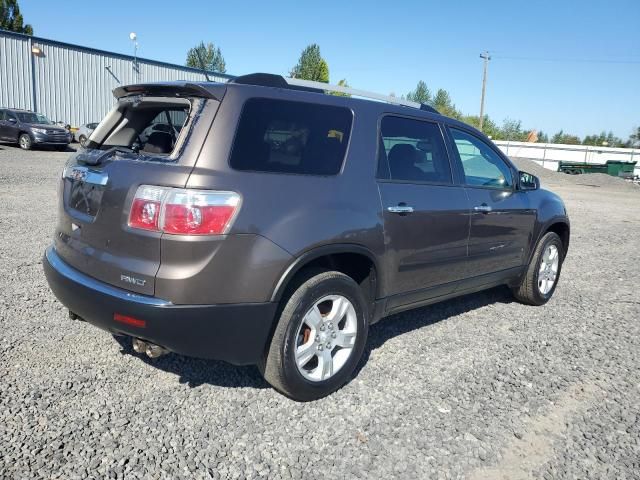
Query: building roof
xmin=0 ymin=28 xmax=235 ymax=80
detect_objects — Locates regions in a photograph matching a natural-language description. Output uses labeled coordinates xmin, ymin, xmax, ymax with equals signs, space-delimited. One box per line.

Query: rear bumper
xmin=43 ymin=246 xmax=277 ymax=365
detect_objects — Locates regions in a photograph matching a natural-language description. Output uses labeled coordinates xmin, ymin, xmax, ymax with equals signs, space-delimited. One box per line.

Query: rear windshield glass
xmin=230 ymin=98 xmax=353 ymax=175
xmin=90 ymin=97 xmax=197 ymax=159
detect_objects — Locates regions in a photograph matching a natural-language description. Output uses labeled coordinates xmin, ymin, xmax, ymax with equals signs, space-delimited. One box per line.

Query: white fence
xmin=494 ymin=140 xmax=640 ymax=176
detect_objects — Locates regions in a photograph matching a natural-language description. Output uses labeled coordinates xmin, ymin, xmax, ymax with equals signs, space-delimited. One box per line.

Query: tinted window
xmin=0 ymin=111 xmax=5 ymax=121
xmin=230 ymin=98 xmax=352 ymax=175
xmin=450 ymin=128 xmax=513 ymax=189
xmin=15 ymin=112 xmax=52 ymax=125
xmin=378 ymin=116 xmax=452 ymax=184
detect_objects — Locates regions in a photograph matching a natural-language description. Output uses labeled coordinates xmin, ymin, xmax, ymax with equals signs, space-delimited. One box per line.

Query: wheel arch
xmin=545 ymin=221 xmax=570 ymax=255
xmin=529 ymin=217 xmax=570 ymax=264
xmin=270 ymin=244 xmax=381 ymax=304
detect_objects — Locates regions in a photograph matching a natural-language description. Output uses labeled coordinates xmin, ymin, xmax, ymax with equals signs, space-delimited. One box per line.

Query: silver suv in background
xmin=44 ymin=74 xmax=570 ymax=401
xmin=75 ymin=122 xmax=99 ymax=147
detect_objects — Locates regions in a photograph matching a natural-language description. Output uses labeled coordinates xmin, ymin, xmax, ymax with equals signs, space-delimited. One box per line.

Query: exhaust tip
xmin=132 ymin=338 xmax=168 ymax=358
xmin=132 ymin=338 xmax=147 ymax=354
xmin=145 ymin=343 xmax=168 ymax=359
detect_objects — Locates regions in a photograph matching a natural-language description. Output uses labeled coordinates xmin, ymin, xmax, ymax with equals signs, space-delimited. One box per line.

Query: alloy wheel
xmin=294 ymin=295 xmax=358 ymax=382
xmin=538 ymin=244 xmax=559 ymax=295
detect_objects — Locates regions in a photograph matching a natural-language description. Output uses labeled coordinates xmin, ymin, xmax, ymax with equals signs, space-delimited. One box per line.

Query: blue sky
xmin=20 ymin=0 xmax=640 ymax=139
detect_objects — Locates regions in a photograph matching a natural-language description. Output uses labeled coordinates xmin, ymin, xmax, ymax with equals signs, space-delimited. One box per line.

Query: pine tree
xmin=0 ymin=0 xmax=33 ymax=35
xmin=186 ymin=41 xmax=226 ymax=73
xmin=290 ymin=44 xmax=330 ymax=83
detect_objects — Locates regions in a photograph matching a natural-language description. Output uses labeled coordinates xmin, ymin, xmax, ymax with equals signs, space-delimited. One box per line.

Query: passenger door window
xmin=378 ymin=116 xmax=452 ymax=184
xmin=450 ymin=128 xmax=513 ymax=189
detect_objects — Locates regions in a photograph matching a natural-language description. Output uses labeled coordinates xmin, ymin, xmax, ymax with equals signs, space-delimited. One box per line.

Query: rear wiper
xmin=77 ymin=147 xmax=136 ymax=166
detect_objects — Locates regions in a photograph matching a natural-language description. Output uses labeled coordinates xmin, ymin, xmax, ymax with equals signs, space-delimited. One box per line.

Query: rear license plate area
xmin=66 ymin=179 xmax=104 ymax=217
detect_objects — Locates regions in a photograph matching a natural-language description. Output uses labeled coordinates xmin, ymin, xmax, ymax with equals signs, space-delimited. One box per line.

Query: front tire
xmin=79 ymin=135 xmax=87 ymax=147
xmin=261 ymin=270 xmax=369 ymax=401
xmin=513 ymin=231 xmax=564 ymax=305
xmin=19 ymin=133 xmax=32 ymax=150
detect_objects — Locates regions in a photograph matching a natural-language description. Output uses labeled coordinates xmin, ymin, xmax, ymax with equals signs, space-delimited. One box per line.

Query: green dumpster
xmin=606 ymin=161 xmax=637 ymax=177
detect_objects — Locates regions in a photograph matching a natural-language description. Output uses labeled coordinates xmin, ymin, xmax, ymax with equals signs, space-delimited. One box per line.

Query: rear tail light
xmin=113 ymin=313 xmax=146 ymax=328
xmin=128 ymin=186 xmax=241 ymax=235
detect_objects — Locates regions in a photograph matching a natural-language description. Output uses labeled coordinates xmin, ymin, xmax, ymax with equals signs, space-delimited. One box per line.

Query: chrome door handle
xmin=473 ymin=204 xmax=492 ymax=213
xmin=387 ymin=205 xmax=414 ymax=214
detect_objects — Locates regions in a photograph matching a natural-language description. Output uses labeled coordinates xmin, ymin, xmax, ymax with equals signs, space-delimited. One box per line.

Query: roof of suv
xmin=113 ymin=73 xmax=440 ymax=114
xmin=112 ymin=73 xmax=488 ymax=139
xmin=2 ymin=108 xmax=35 ymax=113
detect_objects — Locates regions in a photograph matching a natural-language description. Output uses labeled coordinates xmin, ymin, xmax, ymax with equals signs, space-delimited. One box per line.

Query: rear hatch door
xmin=53 ymin=85 xmax=223 ymax=296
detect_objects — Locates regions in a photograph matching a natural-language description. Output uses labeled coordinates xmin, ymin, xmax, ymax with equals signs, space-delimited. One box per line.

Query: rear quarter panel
xmin=184 ymin=85 xmax=386 ymax=302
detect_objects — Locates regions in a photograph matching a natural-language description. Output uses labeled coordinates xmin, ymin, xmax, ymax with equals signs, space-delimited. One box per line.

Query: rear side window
xmin=230 ymin=98 xmax=352 ymax=175
xmin=378 ymin=116 xmax=452 ymax=184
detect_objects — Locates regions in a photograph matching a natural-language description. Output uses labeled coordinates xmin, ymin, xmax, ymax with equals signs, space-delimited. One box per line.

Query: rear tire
xmin=261 ymin=270 xmax=369 ymax=401
xmin=79 ymin=135 xmax=87 ymax=147
xmin=513 ymin=231 xmax=564 ymax=305
xmin=18 ymin=134 xmax=32 ymax=150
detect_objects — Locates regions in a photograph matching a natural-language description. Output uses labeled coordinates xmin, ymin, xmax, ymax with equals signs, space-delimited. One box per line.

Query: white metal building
xmin=0 ymin=29 xmax=233 ymax=127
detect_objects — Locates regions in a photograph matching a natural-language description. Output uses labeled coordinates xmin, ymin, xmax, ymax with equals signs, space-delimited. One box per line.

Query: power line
xmin=492 ymin=55 xmax=640 ymax=65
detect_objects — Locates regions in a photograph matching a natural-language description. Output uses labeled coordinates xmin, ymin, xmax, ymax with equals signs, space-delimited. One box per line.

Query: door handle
xmin=387 ymin=205 xmax=414 ymax=214
xmin=473 ymin=204 xmax=492 ymax=213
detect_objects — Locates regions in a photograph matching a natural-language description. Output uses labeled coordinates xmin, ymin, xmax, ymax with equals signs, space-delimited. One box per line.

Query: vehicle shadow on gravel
xmin=112 ymin=336 xmax=269 ymax=390
xmin=355 ymin=286 xmax=514 ymax=375
xmin=112 ymin=286 xmax=512 ymax=391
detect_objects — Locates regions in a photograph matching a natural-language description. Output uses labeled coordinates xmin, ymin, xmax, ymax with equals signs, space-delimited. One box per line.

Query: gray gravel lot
xmin=1 ymin=145 xmax=639 ymax=479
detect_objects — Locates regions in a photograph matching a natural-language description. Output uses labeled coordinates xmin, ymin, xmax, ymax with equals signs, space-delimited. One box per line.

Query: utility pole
xmin=479 ymin=51 xmax=491 ymax=132
xmin=130 ymin=32 xmax=139 ymax=82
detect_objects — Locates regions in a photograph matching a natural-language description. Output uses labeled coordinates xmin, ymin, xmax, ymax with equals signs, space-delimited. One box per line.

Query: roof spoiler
xmin=112 ymin=82 xmax=226 ymax=100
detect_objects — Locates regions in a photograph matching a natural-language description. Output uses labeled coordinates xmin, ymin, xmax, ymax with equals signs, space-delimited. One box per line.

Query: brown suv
xmin=44 ymin=74 xmax=570 ymax=400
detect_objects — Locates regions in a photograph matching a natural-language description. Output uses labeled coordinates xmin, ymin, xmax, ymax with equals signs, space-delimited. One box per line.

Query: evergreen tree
xmin=290 ymin=44 xmax=330 ymax=83
xmin=186 ymin=41 xmax=226 ymax=73
xmin=0 ymin=0 xmax=33 ymax=35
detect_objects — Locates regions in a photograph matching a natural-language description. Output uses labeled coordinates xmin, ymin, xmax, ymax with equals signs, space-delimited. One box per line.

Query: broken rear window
xmin=88 ymin=97 xmax=203 ymax=160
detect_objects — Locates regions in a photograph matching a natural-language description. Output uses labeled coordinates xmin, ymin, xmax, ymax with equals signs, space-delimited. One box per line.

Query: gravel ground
xmin=1 ymin=145 xmax=639 ymax=479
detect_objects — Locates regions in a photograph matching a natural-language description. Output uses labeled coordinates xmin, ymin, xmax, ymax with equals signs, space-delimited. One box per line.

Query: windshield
xmin=15 ymin=112 xmax=53 ymax=125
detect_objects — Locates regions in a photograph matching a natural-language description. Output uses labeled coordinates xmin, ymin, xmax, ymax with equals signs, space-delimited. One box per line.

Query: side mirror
xmin=8 ymin=117 xmax=17 ymax=124
xmin=518 ymin=171 xmax=539 ymax=190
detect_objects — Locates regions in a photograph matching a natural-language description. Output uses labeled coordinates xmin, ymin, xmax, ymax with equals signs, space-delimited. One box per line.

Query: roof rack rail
xmin=286 ymin=77 xmax=440 ymax=113
xmin=230 ymin=73 xmax=440 ymax=114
